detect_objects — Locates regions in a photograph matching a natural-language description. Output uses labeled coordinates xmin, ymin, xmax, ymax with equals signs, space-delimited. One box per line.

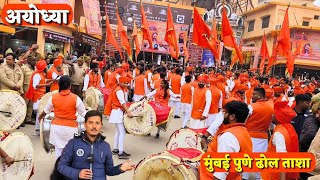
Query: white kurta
xmin=206 ymin=91 xmax=223 ymax=126
xmin=133 ymin=78 xmax=148 ymax=102
xmin=206 ymin=111 xmax=224 ymax=136
xmin=82 ymin=73 xmax=105 ymax=92
xmin=32 ymin=73 xmax=41 ymax=110
xmin=109 ymin=90 xmax=126 ymax=124
xmin=213 ymin=132 xmax=240 ymax=180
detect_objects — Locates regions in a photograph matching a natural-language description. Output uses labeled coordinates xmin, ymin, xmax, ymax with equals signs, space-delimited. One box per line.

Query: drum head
xmin=40 ymin=113 xmax=55 ymax=153
xmin=0 ymin=132 xmax=34 ymax=180
xmin=133 ymin=152 xmax=197 ymax=180
xmin=166 ymin=129 xmax=202 ymax=151
xmin=38 ymin=91 xmax=58 ymax=114
xmin=84 ymin=87 xmax=98 ymax=110
xmin=124 ymin=101 xmax=156 ymax=135
xmin=0 ymin=90 xmax=27 ymax=132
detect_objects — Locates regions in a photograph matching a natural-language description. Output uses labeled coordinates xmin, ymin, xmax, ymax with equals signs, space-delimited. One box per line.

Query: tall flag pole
xmin=140 ymin=2 xmax=153 ymax=50
xmin=277 ymin=6 xmax=294 ymax=77
xmin=131 ymin=20 xmax=141 ymax=62
xmin=221 ymin=5 xmax=243 ymax=64
xmin=116 ymin=0 xmax=131 ymax=60
xmin=105 ymin=1 xmax=122 ymax=59
xmin=259 ymin=32 xmax=270 ymax=75
xmin=165 ymin=4 xmax=179 ymax=60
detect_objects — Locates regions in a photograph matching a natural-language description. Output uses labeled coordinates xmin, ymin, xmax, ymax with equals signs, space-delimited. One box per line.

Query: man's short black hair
xmin=225 ymin=101 xmax=249 ymax=123
xmin=160 ymin=72 xmax=166 ymax=79
xmin=295 ymin=94 xmax=311 ymax=104
xmin=254 ymin=87 xmax=266 ymax=98
xmin=175 ymin=68 xmax=182 ymax=74
xmin=59 ymin=75 xmax=71 ymax=91
xmin=85 ymin=110 xmax=102 ymax=122
xmin=5 ymin=53 xmax=14 ymax=58
xmin=185 ymin=75 xmax=192 ymax=83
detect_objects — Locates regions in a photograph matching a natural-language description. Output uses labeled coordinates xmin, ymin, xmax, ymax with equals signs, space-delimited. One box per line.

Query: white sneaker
xmin=33 ymin=131 xmax=40 ymax=136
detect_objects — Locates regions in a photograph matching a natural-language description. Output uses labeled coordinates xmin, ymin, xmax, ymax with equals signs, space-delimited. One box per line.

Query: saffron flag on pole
xmin=277 ymin=7 xmax=294 ymax=76
xmin=221 ymin=7 xmax=243 ymax=64
xmin=140 ymin=3 xmax=153 ymax=49
xmin=131 ymin=20 xmax=141 ymax=60
xmin=259 ymin=33 xmax=270 ymax=75
xmin=106 ymin=14 xmax=123 ymax=59
xmin=116 ymin=10 xmax=131 ymax=59
xmin=165 ymin=4 xmax=179 ymax=59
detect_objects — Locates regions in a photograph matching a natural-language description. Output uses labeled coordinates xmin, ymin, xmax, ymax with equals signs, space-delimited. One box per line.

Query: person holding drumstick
xmin=140 ymin=79 xmax=180 ymax=139
xmin=38 ymin=75 xmax=87 ymax=159
xmin=0 ymin=147 xmax=14 ymax=166
xmin=105 ymin=76 xmax=133 ymax=159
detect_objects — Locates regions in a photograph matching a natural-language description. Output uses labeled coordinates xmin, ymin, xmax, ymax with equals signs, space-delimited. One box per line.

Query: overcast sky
xmin=314 ymin=0 xmax=320 ymax=6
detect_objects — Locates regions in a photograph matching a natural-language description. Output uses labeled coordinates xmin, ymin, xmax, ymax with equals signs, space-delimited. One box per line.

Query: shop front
xmin=43 ymin=29 xmax=74 ymax=57
xmin=73 ymin=33 xmax=102 ymax=56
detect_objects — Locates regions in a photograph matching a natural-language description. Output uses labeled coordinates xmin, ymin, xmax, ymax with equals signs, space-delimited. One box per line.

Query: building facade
xmin=242 ymin=0 xmax=320 ymax=70
xmin=0 ymin=0 xmax=102 ymax=55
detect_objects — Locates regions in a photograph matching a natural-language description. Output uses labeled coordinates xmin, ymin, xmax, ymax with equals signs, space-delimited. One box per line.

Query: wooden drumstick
xmin=0 ymin=111 xmax=12 ymax=115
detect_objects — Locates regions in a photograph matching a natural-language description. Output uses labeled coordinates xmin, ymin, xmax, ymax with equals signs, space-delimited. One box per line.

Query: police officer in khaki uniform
xmin=70 ymin=56 xmax=86 ymax=98
xmin=0 ymin=53 xmax=24 ymax=94
xmin=21 ymin=56 xmax=36 ymax=125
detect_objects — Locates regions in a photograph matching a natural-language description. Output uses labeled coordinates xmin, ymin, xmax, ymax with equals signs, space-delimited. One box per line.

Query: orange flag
xmin=210 ymin=19 xmax=220 ymax=61
xmin=165 ymin=5 xmax=179 ymax=59
xmin=221 ymin=7 xmax=243 ymax=64
xmin=169 ymin=45 xmax=178 ymax=60
xmin=106 ymin=14 xmax=123 ymax=59
xmin=230 ymin=40 xmax=242 ymax=69
xmin=294 ymin=35 xmax=303 ymax=57
xmin=193 ymin=7 xmax=218 ymax=57
xmin=140 ymin=3 xmax=153 ymax=49
xmin=266 ymin=41 xmax=278 ymax=73
xmin=131 ymin=20 xmax=140 ymax=60
xmin=277 ymin=7 xmax=294 ymax=76
xmin=259 ymin=33 xmax=269 ymax=75
xmin=116 ymin=11 xmax=131 ymax=58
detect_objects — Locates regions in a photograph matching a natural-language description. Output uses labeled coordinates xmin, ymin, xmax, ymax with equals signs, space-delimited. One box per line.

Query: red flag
xmin=169 ymin=45 xmax=178 ymax=60
xmin=278 ymin=7 xmax=294 ymax=76
xmin=193 ymin=7 xmax=218 ymax=57
xmin=131 ymin=20 xmax=140 ymax=60
xmin=141 ymin=3 xmax=153 ymax=49
xmin=116 ymin=11 xmax=131 ymax=58
xmin=165 ymin=5 xmax=179 ymax=59
xmin=106 ymin=14 xmax=123 ymax=59
xmin=259 ymin=33 xmax=269 ymax=75
xmin=221 ymin=8 xmax=243 ymax=64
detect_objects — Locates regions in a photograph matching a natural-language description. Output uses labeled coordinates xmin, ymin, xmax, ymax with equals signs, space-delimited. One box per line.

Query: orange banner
xmin=200 ymin=153 xmax=315 ymax=173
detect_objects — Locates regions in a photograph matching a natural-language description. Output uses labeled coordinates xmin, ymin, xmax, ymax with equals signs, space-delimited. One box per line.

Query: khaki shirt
xmin=0 ymin=64 xmax=24 ymax=94
xmin=21 ymin=64 xmax=34 ymax=93
xmin=70 ymin=63 xmax=86 ymax=85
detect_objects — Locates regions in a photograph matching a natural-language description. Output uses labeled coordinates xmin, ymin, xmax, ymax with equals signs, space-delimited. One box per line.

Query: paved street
xmin=17 ymin=116 xmax=185 ymax=180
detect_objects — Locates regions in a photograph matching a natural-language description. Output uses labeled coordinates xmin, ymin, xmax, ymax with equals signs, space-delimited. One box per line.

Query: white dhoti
xmin=108 ymin=108 xmax=126 ymax=153
xmin=169 ymin=95 xmax=181 ymax=117
xmin=189 ymin=118 xmax=206 ymax=129
xmin=242 ymin=137 xmax=268 ymax=180
xmin=181 ymin=103 xmax=192 ymax=128
xmin=49 ymin=124 xmax=78 ymax=159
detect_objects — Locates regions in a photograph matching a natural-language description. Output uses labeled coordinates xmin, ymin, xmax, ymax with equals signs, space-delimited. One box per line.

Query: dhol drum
xmin=40 ymin=112 xmax=85 ymax=153
xmin=166 ymin=128 xmax=207 ymax=151
xmin=123 ymin=101 xmax=156 ymax=135
xmin=148 ymin=101 xmax=173 ymax=132
xmin=84 ymin=87 xmax=110 ymax=111
xmin=0 ymin=90 xmax=27 ymax=132
xmin=133 ymin=148 xmax=203 ymax=180
xmin=38 ymin=91 xmax=58 ymax=115
xmin=0 ymin=132 xmax=34 ymax=180
xmin=124 ymin=101 xmax=173 ymax=135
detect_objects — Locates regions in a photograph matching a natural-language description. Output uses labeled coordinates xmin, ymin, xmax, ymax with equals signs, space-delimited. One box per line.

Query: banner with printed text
xmin=82 ymin=0 xmax=102 ymax=36
xmin=292 ymin=30 xmax=320 ymax=61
